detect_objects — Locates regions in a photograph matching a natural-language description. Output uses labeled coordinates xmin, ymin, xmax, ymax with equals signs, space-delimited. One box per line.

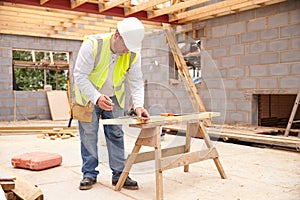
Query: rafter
xmin=70 ymin=0 xmax=89 ymax=9
xmin=124 ymin=0 xmax=170 ymax=16
xmin=99 ymin=0 xmax=129 ymax=13
xmin=40 ymin=0 xmax=50 ymax=4
xmin=169 ymin=0 xmax=249 ymax=22
xmin=177 ymin=0 xmax=287 ymax=23
xmin=148 ymin=0 xmax=210 ymax=19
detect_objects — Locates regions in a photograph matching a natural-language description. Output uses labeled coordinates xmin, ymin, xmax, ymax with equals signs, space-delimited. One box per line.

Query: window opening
xmin=12 ymin=50 xmax=69 ymax=91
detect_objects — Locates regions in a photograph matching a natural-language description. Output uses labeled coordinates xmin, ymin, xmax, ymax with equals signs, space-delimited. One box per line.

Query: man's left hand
xmin=135 ymin=107 xmax=150 ymax=121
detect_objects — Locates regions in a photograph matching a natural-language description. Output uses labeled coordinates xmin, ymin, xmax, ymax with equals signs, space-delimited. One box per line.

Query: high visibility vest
xmin=75 ymin=34 xmax=138 ymax=108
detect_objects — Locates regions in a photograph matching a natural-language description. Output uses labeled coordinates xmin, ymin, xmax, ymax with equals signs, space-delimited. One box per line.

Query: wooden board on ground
xmin=163 ymin=124 xmax=300 ymax=150
xmin=0 ymin=164 xmax=43 ymax=200
xmin=46 ymin=91 xmax=70 ymax=121
xmin=0 ymin=169 xmax=16 ymax=191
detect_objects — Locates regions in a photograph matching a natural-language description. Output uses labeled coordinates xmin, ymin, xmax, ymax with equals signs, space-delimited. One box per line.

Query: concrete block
xmin=228 ymin=22 xmax=246 ymax=35
xmin=0 ymin=40 xmax=11 ymax=47
xmin=213 ymin=47 xmax=227 ymax=58
xmin=250 ymin=42 xmax=267 ymax=54
xmin=238 ymin=78 xmax=257 ymax=88
xmin=269 ymin=39 xmax=289 ymax=51
xmin=247 ymin=18 xmax=266 ymax=31
xmin=237 ymin=10 xmax=255 ymax=22
xmin=242 ymin=32 xmax=258 ymax=43
xmin=291 ymin=10 xmax=300 ymax=24
xmin=54 ymin=39 xmax=67 ymax=45
xmin=228 ymin=90 xmax=245 ymax=99
xmin=223 ymin=79 xmax=237 ymax=89
xmin=250 ymin=65 xmax=269 ymax=77
xmin=0 ymin=107 xmax=14 ymax=116
xmin=280 ymin=24 xmax=300 ymax=37
xmin=260 ymin=53 xmax=278 ymax=64
xmin=291 ymin=37 xmax=300 ymax=49
xmin=261 ymin=28 xmax=278 ymax=40
xmin=260 ymin=78 xmax=278 ymax=89
xmin=228 ymin=67 xmax=244 ymax=78
xmin=205 ymin=38 xmax=220 ymax=48
xmin=268 ymin=13 xmax=288 ymax=27
xmin=228 ymin=111 xmax=245 ymax=123
xmin=240 ymin=54 xmax=259 ymax=66
xmin=221 ymin=36 xmax=237 ymax=46
xmin=221 ymin=56 xmax=236 ymax=67
xmin=225 ymin=100 xmax=236 ymax=111
xmin=291 ymin=63 xmax=300 ymax=75
xmin=17 ymin=99 xmax=37 ymax=107
xmin=212 ymin=25 xmax=227 ymax=37
xmin=280 ymin=50 xmax=300 ymax=63
xmin=237 ymin=101 xmax=251 ymax=112
xmin=280 ymin=76 xmax=300 ymax=89
xmin=270 ymin=64 xmax=289 ymax=76
xmin=256 ymin=3 xmax=278 ymax=18
xmin=229 ymin=45 xmax=244 ymax=55
xmin=3 ymin=34 xmax=18 ymax=41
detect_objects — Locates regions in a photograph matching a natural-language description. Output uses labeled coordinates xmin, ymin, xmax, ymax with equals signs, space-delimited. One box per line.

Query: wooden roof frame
xmin=1 ymin=0 xmax=287 ymax=24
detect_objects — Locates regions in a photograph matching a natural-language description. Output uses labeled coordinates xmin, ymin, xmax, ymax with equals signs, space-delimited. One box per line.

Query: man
xmin=73 ymin=17 xmax=150 ymax=191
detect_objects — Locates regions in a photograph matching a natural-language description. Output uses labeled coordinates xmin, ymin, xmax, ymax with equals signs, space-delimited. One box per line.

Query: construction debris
xmin=42 ymin=128 xmax=78 ymax=140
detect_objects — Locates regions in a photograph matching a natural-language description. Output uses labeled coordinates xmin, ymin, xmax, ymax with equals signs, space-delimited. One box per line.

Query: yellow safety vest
xmin=75 ymin=34 xmax=138 ymax=108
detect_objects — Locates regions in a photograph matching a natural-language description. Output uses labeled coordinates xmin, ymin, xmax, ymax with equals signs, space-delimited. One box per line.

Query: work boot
xmin=79 ymin=177 xmax=96 ymax=190
xmin=112 ymin=176 xmax=138 ymax=190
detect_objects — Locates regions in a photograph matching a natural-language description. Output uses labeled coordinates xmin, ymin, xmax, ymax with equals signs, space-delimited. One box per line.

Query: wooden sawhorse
xmin=113 ymin=112 xmax=227 ymax=200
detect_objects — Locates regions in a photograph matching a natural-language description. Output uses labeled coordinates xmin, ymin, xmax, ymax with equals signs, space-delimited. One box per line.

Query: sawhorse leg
xmin=198 ymin=121 xmax=227 ymax=179
xmin=115 ymin=126 xmax=164 ymax=200
xmin=115 ymin=144 xmax=141 ymax=191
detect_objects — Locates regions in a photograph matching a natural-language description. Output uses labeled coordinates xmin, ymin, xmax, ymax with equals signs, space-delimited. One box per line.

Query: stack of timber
xmin=0 ymin=165 xmax=43 ymax=200
xmin=163 ymin=124 xmax=300 ymax=151
xmin=0 ymin=126 xmax=77 ymax=135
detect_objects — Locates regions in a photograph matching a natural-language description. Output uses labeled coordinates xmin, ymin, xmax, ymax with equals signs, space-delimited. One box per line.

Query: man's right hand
xmin=96 ymin=95 xmax=114 ymax=111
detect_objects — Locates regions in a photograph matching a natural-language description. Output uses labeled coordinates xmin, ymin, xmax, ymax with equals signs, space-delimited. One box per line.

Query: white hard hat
xmin=117 ymin=17 xmax=145 ymax=53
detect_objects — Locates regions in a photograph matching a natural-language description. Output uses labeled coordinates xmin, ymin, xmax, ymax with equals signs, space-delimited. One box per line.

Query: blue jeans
xmin=78 ymin=96 xmax=125 ymax=181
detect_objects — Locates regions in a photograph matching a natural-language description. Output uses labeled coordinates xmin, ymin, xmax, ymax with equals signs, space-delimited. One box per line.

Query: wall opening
xmin=258 ymin=94 xmax=300 ymax=129
xmin=12 ymin=49 xmax=70 ymax=91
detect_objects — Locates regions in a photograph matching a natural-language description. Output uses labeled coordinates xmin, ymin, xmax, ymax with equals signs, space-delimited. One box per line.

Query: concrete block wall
xmin=199 ymin=0 xmax=300 ymax=125
xmin=141 ymin=32 xmax=194 ymax=115
xmin=0 ymin=34 xmax=81 ymax=121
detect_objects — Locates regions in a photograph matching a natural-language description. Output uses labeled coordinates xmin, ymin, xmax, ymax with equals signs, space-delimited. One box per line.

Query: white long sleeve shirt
xmin=73 ymin=38 xmax=145 ymax=109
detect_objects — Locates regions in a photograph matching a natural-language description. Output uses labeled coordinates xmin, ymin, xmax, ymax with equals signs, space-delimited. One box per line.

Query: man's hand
xmin=135 ymin=107 xmax=150 ymax=121
xmin=97 ymin=95 xmax=114 ymax=111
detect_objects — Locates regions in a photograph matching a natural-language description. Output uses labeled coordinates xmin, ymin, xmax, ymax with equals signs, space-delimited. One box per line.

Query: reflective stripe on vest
xmin=75 ymin=34 xmax=138 ymax=108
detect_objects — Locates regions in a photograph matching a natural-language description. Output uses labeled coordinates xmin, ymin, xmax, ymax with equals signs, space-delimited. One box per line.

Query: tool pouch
xmin=71 ymin=101 xmax=94 ymax=122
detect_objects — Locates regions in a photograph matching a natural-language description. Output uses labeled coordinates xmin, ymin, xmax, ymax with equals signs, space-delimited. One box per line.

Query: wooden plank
xmin=40 ymin=0 xmax=50 ymax=4
xmin=0 ymin=165 xmax=43 ymax=200
xmin=163 ymin=23 xmax=207 ymax=113
xmin=178 ymin=0 xmax=287 ymax=23
xmin=46 ymin=91 xmax=70 ymax=121
xmin=0 ymin=181 xmax=15 ymax=191
xmin=155 ymin=126 xmax=163 ymax=200
xmin=101 ymin=112 xmax=219 ymax=126
xmin=71 ymin=0 xmax=89 ymax=9
xmin=0 ymin=3 xmax=162 ymax=40
xmin=284 ymin=92 xmax=300 ymax=136
xmin=148 ymin=0 xmax=209 ymax=19
xmin=99 ymin=0 xmax=129 ymax=13
xmin=131 ymin=145 xmax=186 ymax=164
xmin=115 ymin=144 xmax=141 ymax=191
xmin=208 ymin=130 xmax=300 ymax=149
xmin=124 ymin=0 xmax=169 ymax=16
xmin=184 ymin=122 xmax=192 ymax=172
xmin=160 ymin=148 xmax=218 ymax=171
